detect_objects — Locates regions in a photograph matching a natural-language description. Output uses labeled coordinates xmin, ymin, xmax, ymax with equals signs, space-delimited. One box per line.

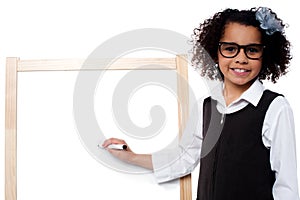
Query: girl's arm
xmin=263 ymin=96 xmax=300 ymax=199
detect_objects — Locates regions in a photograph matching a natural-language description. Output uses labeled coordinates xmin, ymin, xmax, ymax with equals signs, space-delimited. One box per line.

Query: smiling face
xmin=218 ymin=22 xmax=263 ymax=90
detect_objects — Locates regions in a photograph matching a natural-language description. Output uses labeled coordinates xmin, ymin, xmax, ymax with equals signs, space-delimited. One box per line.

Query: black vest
xmin=197 ymin=90 xmax=281 ymax=200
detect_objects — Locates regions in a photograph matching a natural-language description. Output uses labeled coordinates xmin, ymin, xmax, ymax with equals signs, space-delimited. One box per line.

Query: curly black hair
xmin=191 ymin=7 xmax=291 ymax=83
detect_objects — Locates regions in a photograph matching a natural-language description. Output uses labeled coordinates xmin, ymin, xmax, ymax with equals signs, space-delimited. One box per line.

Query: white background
xmin=1 ymin=0 xmax=299 ymax=199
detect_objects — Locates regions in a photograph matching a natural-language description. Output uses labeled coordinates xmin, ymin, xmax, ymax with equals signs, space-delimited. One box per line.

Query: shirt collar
xmin=210 ymin=79 xmax=265 ymax=107
xmin=240 ymin=79 xmax=265 ymax=107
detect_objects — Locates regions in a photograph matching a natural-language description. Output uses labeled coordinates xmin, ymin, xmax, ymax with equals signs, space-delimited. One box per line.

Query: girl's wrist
xmin=130 ymin=153 xmax=153 ymax=170
xmin=128 ymin=152 xmax=138 ymax=165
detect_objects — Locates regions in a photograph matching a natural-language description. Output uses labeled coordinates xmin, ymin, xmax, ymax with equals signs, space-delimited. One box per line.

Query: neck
xmin=223 ymin=81 xmax=252 ymax=106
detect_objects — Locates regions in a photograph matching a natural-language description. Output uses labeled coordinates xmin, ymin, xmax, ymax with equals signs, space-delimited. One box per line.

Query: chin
xmin=232 ymin=78 xmax=253 ymax=86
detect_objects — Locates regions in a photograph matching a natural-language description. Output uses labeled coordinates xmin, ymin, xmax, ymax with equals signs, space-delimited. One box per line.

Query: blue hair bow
xmin=255 ymin=7 xmax=284 ymax=35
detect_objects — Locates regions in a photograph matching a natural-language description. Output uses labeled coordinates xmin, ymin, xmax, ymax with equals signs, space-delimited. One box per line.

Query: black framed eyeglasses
xmin=218 ymin=42 xmax=265 ymax=60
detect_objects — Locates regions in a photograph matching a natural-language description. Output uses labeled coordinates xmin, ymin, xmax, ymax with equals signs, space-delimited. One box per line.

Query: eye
xmin=223 ymin=45 xmax=238 ymax=53
xmin=247 ymin=47 xmax=259 ymax=53
xmin=246 ymin=46 xmax=262 ymax=54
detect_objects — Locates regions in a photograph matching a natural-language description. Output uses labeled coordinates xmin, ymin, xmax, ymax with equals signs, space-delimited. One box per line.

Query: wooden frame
xmin=5 ymin=55 xmax=192 ymax=200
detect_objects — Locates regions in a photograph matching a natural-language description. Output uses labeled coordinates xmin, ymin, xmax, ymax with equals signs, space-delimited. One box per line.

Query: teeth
xmin=233 ymin=68 xmax=248 ymax=72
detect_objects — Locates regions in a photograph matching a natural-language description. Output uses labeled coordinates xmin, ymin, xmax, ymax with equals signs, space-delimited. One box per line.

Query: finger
xmin=107 ymin=148 xmax=133 ymax=163
xmin=102 ymin=138 xmax=127 ymax=148
xmin=107 ymin=148 xmax=125 ymax=158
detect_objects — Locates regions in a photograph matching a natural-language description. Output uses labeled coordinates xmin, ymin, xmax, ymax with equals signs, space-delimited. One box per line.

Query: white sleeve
xmin=262 ymin=96 xmax=300 ymax=200
xmin=152 ymin=99 xmax=203 ymax=183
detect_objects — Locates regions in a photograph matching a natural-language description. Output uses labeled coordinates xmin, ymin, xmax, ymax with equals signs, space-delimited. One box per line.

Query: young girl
xmin=102 ymin=7 xmax=299 ymax=200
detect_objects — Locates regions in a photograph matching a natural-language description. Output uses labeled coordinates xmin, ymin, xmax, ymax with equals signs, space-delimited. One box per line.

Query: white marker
xmin=98 ymin=144 xmax=127 ymax=150
xmin=108 ymin=144 xmax=127 ymax=150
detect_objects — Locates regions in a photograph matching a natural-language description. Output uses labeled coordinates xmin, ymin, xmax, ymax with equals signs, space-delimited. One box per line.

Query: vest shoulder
xmin=263 ymin=89 xmax=283 ymax=98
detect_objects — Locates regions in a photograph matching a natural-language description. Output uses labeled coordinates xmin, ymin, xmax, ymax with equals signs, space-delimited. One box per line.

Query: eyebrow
xmin=219 ymin=41 xmax=264 ymax=46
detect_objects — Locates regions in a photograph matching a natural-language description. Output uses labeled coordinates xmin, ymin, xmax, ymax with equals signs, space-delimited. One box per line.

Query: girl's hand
xmin=102 ymin=138 xmax=136 ymax=164
xmin=102 ymin=138 xmax=153 ymax=170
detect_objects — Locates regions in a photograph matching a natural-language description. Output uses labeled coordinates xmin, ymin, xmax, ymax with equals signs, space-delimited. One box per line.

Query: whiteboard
xmin=5 ymin=56 xmax=202 ymax=200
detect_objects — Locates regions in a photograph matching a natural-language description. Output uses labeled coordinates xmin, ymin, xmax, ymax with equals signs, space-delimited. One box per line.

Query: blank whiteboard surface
xmin=17 ymin=71 xmax=180 ymax=200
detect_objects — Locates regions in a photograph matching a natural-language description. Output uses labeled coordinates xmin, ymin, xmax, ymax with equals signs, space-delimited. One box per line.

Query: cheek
xmin=252 ymin=62 xmax=263 ymax=74
xmin=217 ymin=55 xmax=230 ymax=72
xmin=217 ymin=52 xmax=229 ymax=65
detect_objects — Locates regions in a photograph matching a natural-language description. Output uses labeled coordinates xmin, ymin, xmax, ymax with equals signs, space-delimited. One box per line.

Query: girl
xmin=103 ymin=7 xmax=299 ymax=200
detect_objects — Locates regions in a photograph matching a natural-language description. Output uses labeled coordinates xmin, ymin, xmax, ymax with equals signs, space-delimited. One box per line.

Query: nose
xmin=234 ymin=48 xmax=248 ymax=64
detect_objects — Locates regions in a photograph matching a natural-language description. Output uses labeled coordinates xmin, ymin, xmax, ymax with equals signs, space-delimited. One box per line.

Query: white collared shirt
xmin=152 ymin=79 xmax=300 ymax=200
